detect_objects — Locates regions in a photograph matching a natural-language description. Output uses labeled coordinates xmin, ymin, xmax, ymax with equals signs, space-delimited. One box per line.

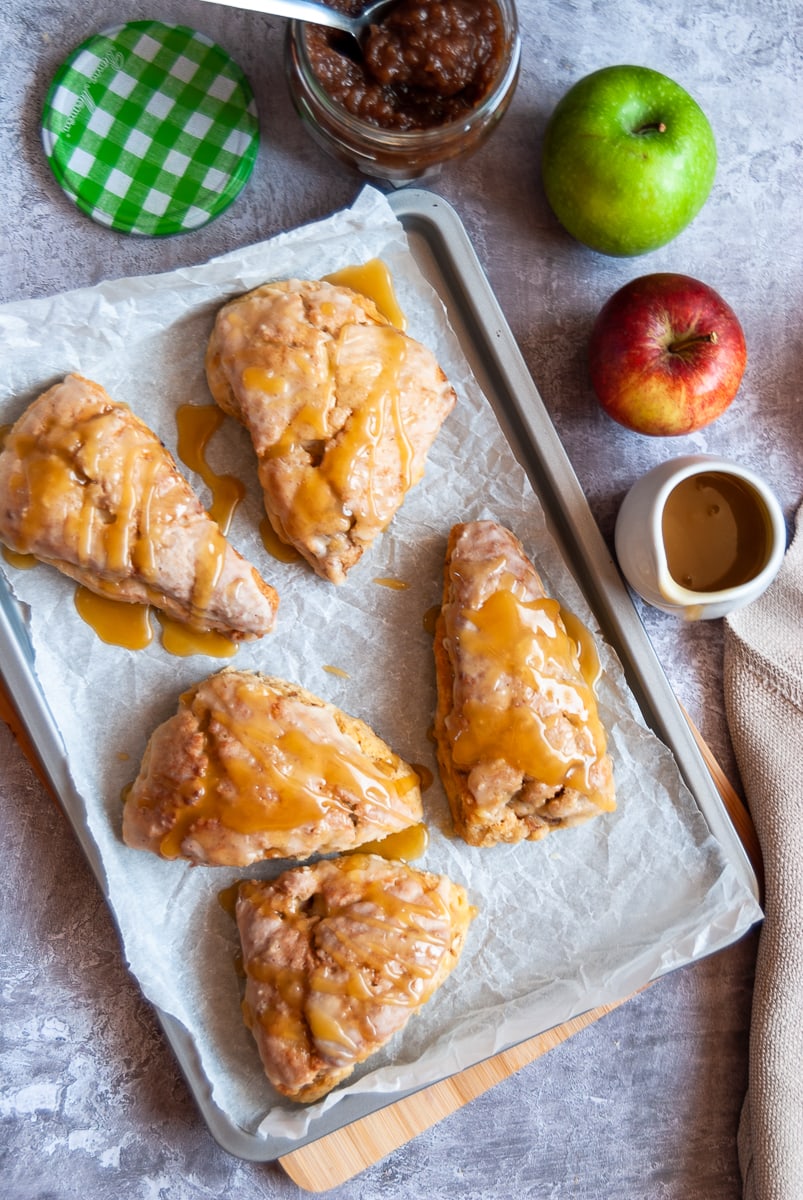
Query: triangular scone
xmin=205 ymin=278 xmax=456 ymax=584
xmin=122 ymin=669 xmax=424 ymax=866
xmin=0 ymin=375 xmax=278 ymax=639
xmin=236 ymin=853 xmax=473 ymax=1103
xmin=434 ymin=520 xmax=616 ymax=847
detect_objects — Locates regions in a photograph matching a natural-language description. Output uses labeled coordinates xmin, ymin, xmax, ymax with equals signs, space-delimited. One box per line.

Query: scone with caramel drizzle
xmin=122 ymin=668 xmax=424 ymax=867
xmin=434 ymin=520 xmax=616 ymax=846
xmin=236 ymin=853 xmax=474 ymax=1102
xmin=0 ymin=374 xmax=278 ymax=640
xmin=205 ymin=278 xmax=456 ymax=584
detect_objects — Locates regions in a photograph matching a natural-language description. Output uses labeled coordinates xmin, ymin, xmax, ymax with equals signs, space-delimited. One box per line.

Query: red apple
xmin=588 ymin=273 xmax=747 ymax=435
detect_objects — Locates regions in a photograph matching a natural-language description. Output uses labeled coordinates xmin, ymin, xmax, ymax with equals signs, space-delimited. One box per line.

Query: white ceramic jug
xmin=615 ymin=455 xmax=787 ymax=620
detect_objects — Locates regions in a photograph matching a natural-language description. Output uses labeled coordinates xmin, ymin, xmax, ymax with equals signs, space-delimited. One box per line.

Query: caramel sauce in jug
xmin=662 ymin=471 xmax=770 ymax=593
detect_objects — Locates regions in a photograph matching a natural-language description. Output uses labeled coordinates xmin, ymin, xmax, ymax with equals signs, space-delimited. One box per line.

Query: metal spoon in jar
xmin=195 ymin=0 xmax=399 ymax=46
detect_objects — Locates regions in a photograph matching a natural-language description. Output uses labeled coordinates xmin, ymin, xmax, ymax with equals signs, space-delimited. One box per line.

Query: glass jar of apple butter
xmin=285 ymin=0 xmax=520 ymax=184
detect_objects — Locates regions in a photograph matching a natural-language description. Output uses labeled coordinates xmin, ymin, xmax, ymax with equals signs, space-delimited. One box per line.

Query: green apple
xmin=541 ymin=65 xmax=717 ymax=256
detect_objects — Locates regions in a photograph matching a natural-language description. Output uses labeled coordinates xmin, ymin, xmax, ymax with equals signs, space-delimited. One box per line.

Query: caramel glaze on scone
xmin=433 ymin=520 xmax=616 ymax=847
xmin=236 ymin=853 xmax=473 ymax=1103
xmin=122 ymin=669 xmax=424 ymax=867
xmin=205 ymin=278 xmax=456 ymax=584
xmin=0 ymin=375 xmax=278 ymax=639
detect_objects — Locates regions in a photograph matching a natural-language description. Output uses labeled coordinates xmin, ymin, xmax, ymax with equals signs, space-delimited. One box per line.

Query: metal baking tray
xmin=0 ymin=188 xmax=758 ymax=1161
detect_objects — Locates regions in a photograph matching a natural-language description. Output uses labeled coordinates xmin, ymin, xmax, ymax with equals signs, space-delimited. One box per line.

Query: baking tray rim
xmin=0 ymin=186 xmax=759 ymax=1162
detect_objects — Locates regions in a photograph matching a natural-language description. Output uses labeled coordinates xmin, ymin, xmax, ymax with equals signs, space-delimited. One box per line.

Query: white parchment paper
xmin=0 ymin=188 xmax=761 ymax=1142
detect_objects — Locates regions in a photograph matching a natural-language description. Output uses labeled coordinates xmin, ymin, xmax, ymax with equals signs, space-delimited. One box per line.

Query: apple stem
xmin=668 ymin=331 xmax=719 ymax=354
xmin=635 ymin=121 xmax=667 ymax=134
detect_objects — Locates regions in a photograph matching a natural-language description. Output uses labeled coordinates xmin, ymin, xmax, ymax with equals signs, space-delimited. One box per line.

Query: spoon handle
xmin=195 ymin=0 xmax=356 ymax=35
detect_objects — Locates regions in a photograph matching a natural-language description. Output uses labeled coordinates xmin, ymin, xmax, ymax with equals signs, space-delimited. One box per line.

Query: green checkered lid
xmin=41 ymin=21 xmax=259 ymax=236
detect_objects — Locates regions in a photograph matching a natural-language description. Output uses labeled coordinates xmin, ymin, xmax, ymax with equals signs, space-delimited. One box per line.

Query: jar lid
xmin=41 ymin=21 xmax=259 ymax=236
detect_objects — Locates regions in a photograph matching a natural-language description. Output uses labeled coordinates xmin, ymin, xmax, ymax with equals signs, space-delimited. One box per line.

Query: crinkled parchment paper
xmin=0 ymin=187 xmax=761 ymax=1142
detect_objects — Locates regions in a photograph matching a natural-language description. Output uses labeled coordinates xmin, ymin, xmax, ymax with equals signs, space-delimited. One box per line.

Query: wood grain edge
xmin=278 ymin=997 xmax=630 ymax=1192
xmin=679 ymin=704 xmax=764 ymax=894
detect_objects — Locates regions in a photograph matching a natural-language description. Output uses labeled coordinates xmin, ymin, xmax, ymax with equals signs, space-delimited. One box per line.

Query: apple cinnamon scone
xmin=236 ymin=853 xmax=474 ymax=1102
xmin=204 ymin=278 xmax=456 ymax=584
xmin=433 ymin=520 xmax=616 ymax=847
xmin=122 ymin=668 xmax=424 ymax=867
xmin=0 ymin=374 xmax=278 ymax=639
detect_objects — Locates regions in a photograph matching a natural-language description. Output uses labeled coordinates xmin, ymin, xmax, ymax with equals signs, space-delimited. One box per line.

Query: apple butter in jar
xmin=286 ymin=0 xmax=520 ymax=183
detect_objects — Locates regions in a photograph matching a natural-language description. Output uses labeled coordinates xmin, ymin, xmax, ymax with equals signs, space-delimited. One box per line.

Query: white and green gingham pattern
xmin=41 ymin=21 xmax=259 ymax=236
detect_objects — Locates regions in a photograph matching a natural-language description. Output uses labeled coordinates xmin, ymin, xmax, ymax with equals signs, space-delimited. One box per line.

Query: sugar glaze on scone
xmin=434 ymin=520 xmax=616 ymax=847
xmin=0 ymin=374 xmax=278 ymax=639
xmin=205 ymin=278 xmax=456 ymax=584
xmin=122 ymin=669 xmax=423 ymax=867
xmin=236 ymin=853 xmax=474 ymax=1103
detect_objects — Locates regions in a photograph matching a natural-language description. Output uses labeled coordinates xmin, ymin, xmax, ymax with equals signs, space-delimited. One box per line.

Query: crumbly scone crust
xmin=434 ymin=520 xmax=616 ymax=847
xmin=236 ymin=853 xmax=473 ymax=1102
xmin=0 ymin=374 xmax=278 ymax=639
xmin=205 ymin=278 xmax=456 ymax=583
xmin=122 ymin=668 xmax=423 ymax=867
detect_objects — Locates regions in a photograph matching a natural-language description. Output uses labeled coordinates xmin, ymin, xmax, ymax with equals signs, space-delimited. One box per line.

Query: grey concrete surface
xmin=2 ymin=0 xmax=801 ymax=1196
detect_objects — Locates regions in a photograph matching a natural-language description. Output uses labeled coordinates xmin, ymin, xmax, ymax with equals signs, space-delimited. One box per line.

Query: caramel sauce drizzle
xmin=71 ymin=594 xmax=236 ymax=658
xmin=217 ymin=882 xmax=240 ymax=918
xmin=240 ymin=859 xmax=460 ymax=1054
xmin=449 ymin=577 xmax=609 ymax=802
xmin=351 ymin=821 xmax=429 ymax=862
xmin=411 ymin=762 xmax=434 ymax=791
xmin=1 ymin=421 xmax=20 ymax=560
xmin=262 ymin=324 xmax=415 ymax=548
xmin=2 ymin=546 xmax=36 ymax=570
xmin=373 ymin=576 xmax=410 ymax=591
xmin=175 ymin=403 xmax=245 ymax=534
xmin=236 ymin=260 xmax=415 ymax=561
xmin=422 ymin=604 xmax=440 ymax=635
xmin=155 ymin=613 xmax=237 ymax=659
xmin=558 ymin=605 xmax=602 ymax=690
xmin=74 ymin=586 xmax=154 ymax=651
xmin=259 ymin=515 xmax=303 ymax=563
xmin=156 ymin=676 xmax=421 ymax=859
xmin=4 ymin=395 xmax=239 ymax=658
xmin=324 ymin=259 xmax=408 ymax=331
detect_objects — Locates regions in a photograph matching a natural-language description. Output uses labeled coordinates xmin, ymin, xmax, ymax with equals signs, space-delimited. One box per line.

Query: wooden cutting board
xmin=0 ymin=677 xmax=762 ymax=1192
xmin=278 ymin=996 xmax=632 ymax=1191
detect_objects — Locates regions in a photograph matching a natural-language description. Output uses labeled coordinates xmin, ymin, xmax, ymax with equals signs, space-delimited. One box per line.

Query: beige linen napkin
xmin=724 ymin=499 xmax=803 ymax=1200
